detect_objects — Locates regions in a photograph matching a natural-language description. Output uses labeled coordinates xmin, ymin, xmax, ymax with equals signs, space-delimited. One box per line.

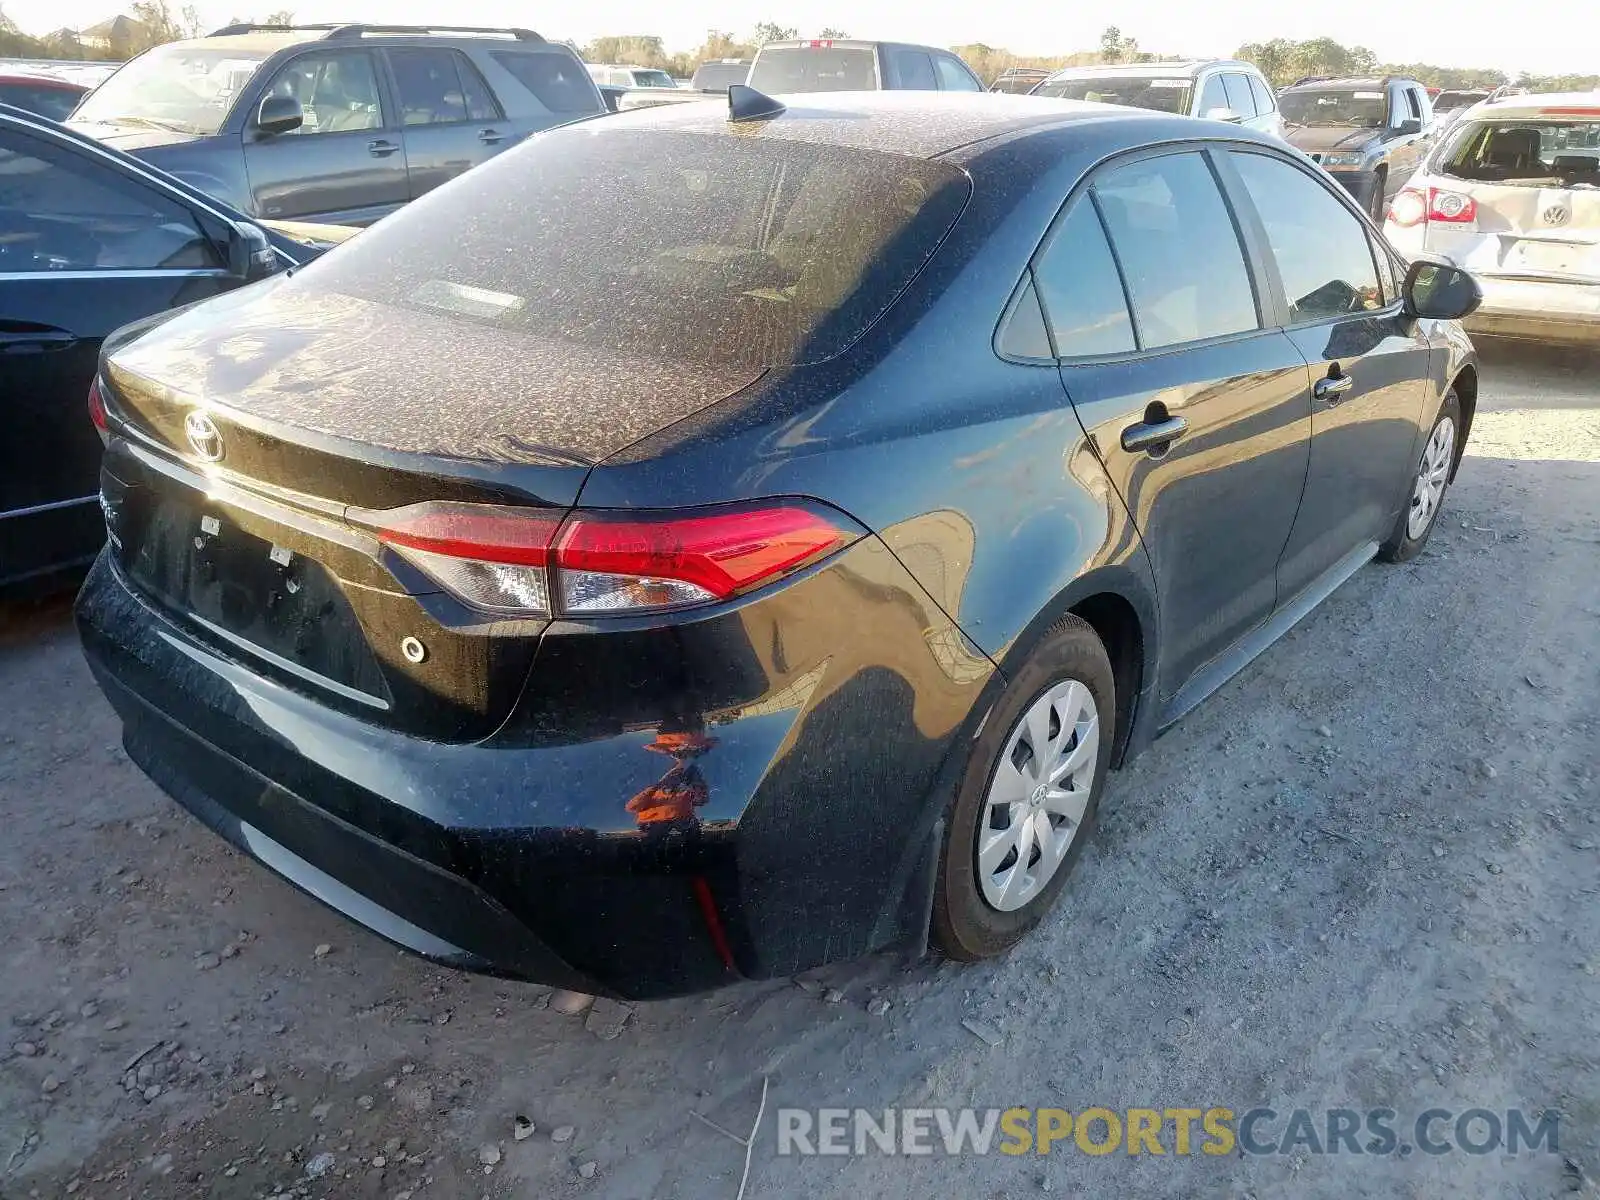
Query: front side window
xmin=1033 ymin=74 xmax=1192 ymax=115
xmin=1281 ymin=88 xmax=1387 ymax=129
xmin=1230 ymin=152 xmax=1382 ymax=323
xmin=0 ymin=130 xmax=219 ymax=273
xmin=935 ymin=57 xmax=981 ymax=92
xmin=1092 ymin=152 xmax=1259 ymax=348
xmin=71 ymin=43 xmax=277 ymax=135
xmin=262 ymin=51 xmax=383 ymax=135
xmin=1030 ymin=199 xmax=1135 ymax=357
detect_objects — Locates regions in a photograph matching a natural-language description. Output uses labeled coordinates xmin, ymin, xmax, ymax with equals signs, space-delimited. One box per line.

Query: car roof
xmin=168 ymin=30 xmax=319 ymax=53
xmin=759 ymin=39 xmax=952 ymax=54
xmin=1469 ymin=91 xmax=1600 ymax=119
xmin=605 ymin=89 xmax=1267 ymax=159
xmin=1285 ymin=76 xmax=1413 ymax=91
xmin=1043 ymin=60 xmax=1250 ymax=81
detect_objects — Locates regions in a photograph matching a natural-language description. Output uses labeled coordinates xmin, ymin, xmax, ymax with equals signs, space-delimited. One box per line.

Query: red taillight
xmin=351 ymin=499 xmax=859 ymax=616
xmin=88 ymin=376 xmax=110 ymax=443
xmin=806 ymin=39 xmax=834 ymax=47
xmin=1388 ymin=187 xmax=1476 ymax=228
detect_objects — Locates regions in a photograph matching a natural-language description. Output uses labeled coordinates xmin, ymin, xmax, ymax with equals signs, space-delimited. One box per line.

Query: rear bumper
xmin=76 ymin=536 xmax=994 ymax=998
xmin=1466 ymin=277 xmax=1600 ymax=345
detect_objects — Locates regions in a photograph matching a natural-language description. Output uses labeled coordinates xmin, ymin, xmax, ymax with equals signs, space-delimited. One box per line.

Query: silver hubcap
xmin=977 ymin=679 xmax=1100 ymax=912
xmin=1407 ymin=414 xmax=1456 ymax=541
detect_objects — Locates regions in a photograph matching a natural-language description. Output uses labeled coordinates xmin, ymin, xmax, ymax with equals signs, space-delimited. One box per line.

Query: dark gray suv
xmin=68 ymin=23 xmax=605 ymax=225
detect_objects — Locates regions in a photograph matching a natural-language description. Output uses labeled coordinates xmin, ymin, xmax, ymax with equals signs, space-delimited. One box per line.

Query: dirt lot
xmin=2 ymin=343 xmax=1597 ymax=1200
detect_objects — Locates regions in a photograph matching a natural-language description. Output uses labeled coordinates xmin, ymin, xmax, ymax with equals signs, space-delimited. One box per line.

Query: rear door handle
xmin=367 ymin=139 xmax=400 ymax=157
xmin=1121 ymin=414 xmax=1189 ymax=454
xmin=477 ymin=128 xmax=504 ymax=144
xmin=1314 ymin=373 xmax=1355 ymax=403
xmin=0 ymin=329 xmax=79 ymax=354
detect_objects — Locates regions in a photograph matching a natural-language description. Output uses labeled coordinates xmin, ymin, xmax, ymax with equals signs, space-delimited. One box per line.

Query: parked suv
xmin=1031 ymin=61 xmax=1284 ymax=140
xmin=745 ymin=39 xmax=982 ymax=93
xmin=67 ymin=23 xmax=605 ymax=225
xmin=1280 ymin=75 xmax=1435 ymax=221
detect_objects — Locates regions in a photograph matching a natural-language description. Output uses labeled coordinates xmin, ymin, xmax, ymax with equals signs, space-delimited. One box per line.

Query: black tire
xmin=931 ymin=614 xmax=1115 ymax=961
xmin=1380 ymin=388 xmax=1462 ymax=563
xmin=1367 ymin=171 xmax=1388 ymax=223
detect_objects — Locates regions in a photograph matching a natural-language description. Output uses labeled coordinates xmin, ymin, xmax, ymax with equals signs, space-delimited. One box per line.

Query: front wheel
xmin=931 ymin=615 xmax=1115 ymax=961
xmin=1380 ymin=389 xmax=1462 ymax=562
xmin=1367 ymin=172 xmax=1388 ymax=223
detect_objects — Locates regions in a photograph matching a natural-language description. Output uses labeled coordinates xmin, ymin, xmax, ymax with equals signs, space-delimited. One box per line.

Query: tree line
xmin=3 ymin=10 xmax=1595 ymax=94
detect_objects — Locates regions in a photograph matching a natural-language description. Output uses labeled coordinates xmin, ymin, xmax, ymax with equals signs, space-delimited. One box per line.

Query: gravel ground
xmin=1 ymin=342 xmax=1597 ymax=1200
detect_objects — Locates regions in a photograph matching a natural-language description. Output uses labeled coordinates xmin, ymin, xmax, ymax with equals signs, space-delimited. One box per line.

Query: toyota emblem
xmin=184 ymin=411 xmax=224 ymax=462
xmin=1543 ymin=205 xmax=1569 ymax=226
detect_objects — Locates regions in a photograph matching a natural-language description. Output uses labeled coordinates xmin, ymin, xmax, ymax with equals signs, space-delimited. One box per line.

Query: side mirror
xmin=1402 ymin=257 xmax=1482 ymax=321
xmin=227 ymin=221 xmax=280 ymax=283
xmin=1396 ymin=117 xmax=1422 ymax=135
xmin=255 ymin=93 xmax=304 ymax=136
xmin=1203 ymin=106 xmax=1244 ymax=124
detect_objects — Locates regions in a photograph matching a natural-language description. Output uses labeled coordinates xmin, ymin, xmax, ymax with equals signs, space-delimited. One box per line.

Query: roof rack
xmin=208 ymin=22 xmax=544 ymax=42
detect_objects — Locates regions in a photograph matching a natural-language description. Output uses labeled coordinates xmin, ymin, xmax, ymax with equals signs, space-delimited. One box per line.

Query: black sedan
xmin=0 ymin=103 xmax=354 ymax=592
xmin=76 ymin=90 xmax=1481 ymax=998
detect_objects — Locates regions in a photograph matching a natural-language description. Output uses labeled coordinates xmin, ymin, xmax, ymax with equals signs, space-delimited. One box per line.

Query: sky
xmin=5 ymin=0 xmax=1595 ymax=76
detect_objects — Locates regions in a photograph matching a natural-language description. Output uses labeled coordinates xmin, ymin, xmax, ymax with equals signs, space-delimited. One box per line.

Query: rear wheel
xmin=1380 ymin=389 xmax=1461 ymax=562
xmin=931 ymin=616 xmax=1114 ymax=961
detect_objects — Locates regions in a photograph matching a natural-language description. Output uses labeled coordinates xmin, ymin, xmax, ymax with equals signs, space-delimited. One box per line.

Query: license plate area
xmin=1506 ymin=238 xmax=1595 ymax=276
xmin=117 ymin=489 xmax=391 ymax=705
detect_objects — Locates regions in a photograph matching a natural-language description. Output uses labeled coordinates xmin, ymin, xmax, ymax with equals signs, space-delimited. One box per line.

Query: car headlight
xmin=1321 ymin=153 xmax=1365 ymax=167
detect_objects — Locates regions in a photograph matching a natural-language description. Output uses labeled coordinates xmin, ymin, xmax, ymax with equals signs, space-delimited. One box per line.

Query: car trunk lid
xmin=1426 ymin=182 xmax=1600 ymax=282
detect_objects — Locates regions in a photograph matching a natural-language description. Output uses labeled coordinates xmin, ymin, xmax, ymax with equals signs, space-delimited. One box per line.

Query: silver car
xmin=68 ymin=23 xmax=605 ymax=226
xmin=1031 ymin=60 xmax=1285 ymax=141
xmin=1385 ymin=92 xmax=1600 ymax=345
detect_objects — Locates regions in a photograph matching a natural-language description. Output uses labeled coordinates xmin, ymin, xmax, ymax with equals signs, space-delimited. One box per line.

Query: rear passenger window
xmin=997 ymin=277 xmax=1054 ymax=359
xmin=1248 ymin=74 xmax=1276 ymax=116
xmin=1031 ymin=199 xmax=1136 ymax=357
xmin=456 ymin=54 xmax=503 ymax=120
xmin=1222 ymin=73 xmax=1255 ymax=117
xmin=389 ymin=48 xmax=468 ymax=124
xmin=492 ymin=51 xmax=599 ymax=113
xmin=891 ymin=50 xmax=936 ymax=90
xmin=1092 ymin=152 xmax=1259 ymax=348
xmin=1230 ymin=152 xmax=1382 ymax=322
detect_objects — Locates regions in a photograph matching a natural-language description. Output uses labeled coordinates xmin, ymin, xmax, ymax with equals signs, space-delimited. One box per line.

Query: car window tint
xmin=494 ymin=51 xmax=598 ymax=113
xmin=747 ymin=47 xmax=876 ymax=92
xmin=1248 ymin=74 xmax=1276 ymax=116
xmin=935 ymin=57 xmax=981 ymax=92
xmin=264 ymin=51 xmax=382 ymax=134
xmin=1092 ymin=152 xmax=1258 ymax=348
xmin=1230 ymin=152 xmax=1382 ymax=322
xmin=997 ymin=276 xmax=1053 ymax=359
xmin=454 ymin=53 xmax=502 ymax=120
xmin=892 ymin=50 xmax=937 ymax=90
xmin=1031 ymin=198 xmax=1136 ymax=357
xmin=0 ymin=130 xmax=220 ymax=273
xmin=1197 ymin=74 xmax=1227 ymax=116
xmin=1222 ymin=73 xmax=1255 ymax=117
xmin=389 ymin=48 xmax=468 ymax=125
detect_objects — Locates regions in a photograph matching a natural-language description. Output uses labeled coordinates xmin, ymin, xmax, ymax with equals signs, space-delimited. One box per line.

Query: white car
xmin=1385 ymin=92 xmax=1600 ymax=345
xmin=1031 ymin=60 xmax=1285 ymax=141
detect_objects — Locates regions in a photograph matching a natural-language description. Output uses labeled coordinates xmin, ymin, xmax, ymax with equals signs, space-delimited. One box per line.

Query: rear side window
xmin=389 ymin=48 xmax=476 ymax=125
xmin=1031 ymin=199 xmax=1136 ymax=357
xmin=1248 ymin=74 xmax=1276 ymax=117
xmin=1403 ymin=88 xmax=1422 ymax=121
xmin=935 ymin=57 xmax=981 ymax=92
xmin=1222 ymin=73 xmax=1255 ymax=117
xmin=1229 ymin=152 xmax=1381 ymax=323
xmin=890 ymin=50 xmax=936 ymax=90
xmin=747 ymin=47 xmax=876 ymax=93
xmin=1092 ymin=152 xmax=1259 ymax=348
xmin=312 ymin=127 xmax=970 ymax=368
xmin=492 ymin=50 xmax=599 ymax=113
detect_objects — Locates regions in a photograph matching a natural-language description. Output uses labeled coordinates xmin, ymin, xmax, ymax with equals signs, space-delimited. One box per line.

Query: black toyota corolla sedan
xmin=76 ymin=89 xmax=1482 ymax=998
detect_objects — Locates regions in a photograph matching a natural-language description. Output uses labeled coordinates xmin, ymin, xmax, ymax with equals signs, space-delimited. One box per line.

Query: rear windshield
xmin=1434 ymin=90 xmax=1490 ymax=111
xmin=629 ymin=69 xmax=677 ymax=89
xmin=1441 ymin=118 xmax=1600 ymax=187
xmin=1033 ymin=75 xmax=1191 ymax=115
xmin=747 ymin=47 xmax=876 ymax=93
xmin=690 ymin=61 xmax=749 ymax=92
xmin=71 ymin=44 xmax=275 ymax=135
xmin=1281 ymin=88 xmax=1387 ymax=128
xmin=0 ymin=81 xmax=84 ymax=121
xmin=310 ymin=126 xmax=970 ymax=367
